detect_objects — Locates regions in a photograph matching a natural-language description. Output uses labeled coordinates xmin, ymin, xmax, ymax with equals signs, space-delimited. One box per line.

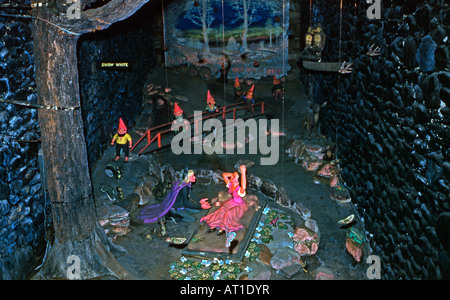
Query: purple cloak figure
xmin=138 ymin=170 xmax=200 ymax=224
xmin=138 ymin=181 xmax=189 ymax=224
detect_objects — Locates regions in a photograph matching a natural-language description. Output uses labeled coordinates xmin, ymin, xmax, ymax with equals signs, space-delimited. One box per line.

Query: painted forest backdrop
xmin=164 ymin=0 xmax=290 ymax=79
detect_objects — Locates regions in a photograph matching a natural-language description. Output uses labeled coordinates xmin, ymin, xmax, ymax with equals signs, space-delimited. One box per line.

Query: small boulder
xmin=270 ymin=247 xmax=301 ymax=270
xmin=416 ymin=35 xmax=436 ymax=73
xmin=275 ymin=187 xmax=291 ymax=207
xmin=260 ymin=179 xmax=278 ymax=199
xmin=346 ymin=237 xmax=364 ymax=262
xmin=315 ymin=266 xmax=335 ymax=280
xmin=258 ymin=244 xmax=273 ymax=266
xmin=292 ymin=225 xmax=320 ymax=256
xmin=304 ymin=218 xmax=320 ymax=237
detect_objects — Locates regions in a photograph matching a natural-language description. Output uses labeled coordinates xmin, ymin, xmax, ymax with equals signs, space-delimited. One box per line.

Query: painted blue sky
xmin=175 ymin=1 xmax=280 ymax=31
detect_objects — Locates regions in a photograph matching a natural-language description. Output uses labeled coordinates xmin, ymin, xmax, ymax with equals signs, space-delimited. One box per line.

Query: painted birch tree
xmin=184 ymin=0 xmax=217 ymax=54
xmin=230 ymin=0 xmax=262 ymax=51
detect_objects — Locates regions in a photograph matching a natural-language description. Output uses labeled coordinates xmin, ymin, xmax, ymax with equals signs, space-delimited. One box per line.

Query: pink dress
xmin=200 ymin=182 xmax=248 ymax=232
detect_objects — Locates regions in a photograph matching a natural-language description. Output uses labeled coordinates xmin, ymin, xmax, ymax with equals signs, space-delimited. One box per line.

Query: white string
xmin=310 ymin=0 xmax=312 ymax=29
xmin=281 ymin=0 xmax=286 ymax=190
xmin=307 ymin=0 xmax=312 ymax=99
xmin=338 ymin=0 xmax=343 ymax=64
xmin=222 ymin=0 xmax=226 ymax=107
xmin=336 ymin=0 xmax=343 ymax=160
xmin=221 ymin=0 xmax=228 ymax=168
xmin=161 ymin=0 xmax=172 ymax=166
xmin=161 ymin=0 xmax=169 ymax=91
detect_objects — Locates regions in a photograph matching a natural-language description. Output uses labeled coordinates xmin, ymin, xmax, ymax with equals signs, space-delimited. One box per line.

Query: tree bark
xmin=31 ymin=0 xmax=151 ymax=280
xmin=201 ymin=0 xmax=210 ymax=54
xmin=242 ymin=0 xmax=248 ymax=51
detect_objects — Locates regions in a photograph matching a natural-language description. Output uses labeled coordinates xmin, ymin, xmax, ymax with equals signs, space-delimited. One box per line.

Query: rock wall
xmin=298 ymin=0 xmax=449 ymax=279
xmin=0 ymin=0 xmax=50 ymax=279
xmin=77 ymin=5 xmax=157 ymax=171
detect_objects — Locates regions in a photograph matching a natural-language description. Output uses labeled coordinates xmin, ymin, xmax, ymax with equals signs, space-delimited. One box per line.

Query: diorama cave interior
xmin=0 ymin=0 xmax=449 ymax=281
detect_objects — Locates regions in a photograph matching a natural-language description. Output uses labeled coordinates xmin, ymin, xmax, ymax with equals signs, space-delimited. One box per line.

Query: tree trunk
xmin=202 ymin=0 xmax=210 ymax=54
xmin=242 ymin=0 xmax=248 ymax=51
xmin=31 ymin=9 xmax=131 ymax=280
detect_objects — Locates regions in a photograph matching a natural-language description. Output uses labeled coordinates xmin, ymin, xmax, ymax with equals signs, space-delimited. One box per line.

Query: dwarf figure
xmin=272 ymin=76 xmax=284 ymax=101
xmin=205 ymin=90 xmax=218 ymax=113
xmin=172 ymin=102 xmax=188 ymax=134
xmin=173 ymin=102 xmax=184 ymax=121
xmin=234 ymin=77 xmax=243 ymax=102
xmin=111 ymin=118 xmax=132 ymax=162
xmin=243 ymin=84 xmax=255 ymax=114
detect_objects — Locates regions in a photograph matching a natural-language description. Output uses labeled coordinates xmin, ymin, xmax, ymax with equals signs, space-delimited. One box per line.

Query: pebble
xmin=304 ymin=219 xmax=320 ymax=237
xmin=0 ymin=200 xmax=10 ymax=216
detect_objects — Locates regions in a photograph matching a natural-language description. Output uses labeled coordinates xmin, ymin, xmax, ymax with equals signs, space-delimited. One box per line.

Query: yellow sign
xmin=100 ymin=62 xmax=130 ymax=69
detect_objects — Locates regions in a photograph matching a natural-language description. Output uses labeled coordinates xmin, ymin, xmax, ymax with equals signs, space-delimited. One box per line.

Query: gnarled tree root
xmin=32 ymin=227 xmax=132 ymax=280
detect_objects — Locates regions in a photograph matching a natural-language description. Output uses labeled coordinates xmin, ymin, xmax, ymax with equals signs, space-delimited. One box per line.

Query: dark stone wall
xmin=297 ymin=0 xmax=449 ymax=279
xmin=77 ymin=2 xmax=157 ymax=171
xmin=0 ymin=0 xmax=50 ymax=279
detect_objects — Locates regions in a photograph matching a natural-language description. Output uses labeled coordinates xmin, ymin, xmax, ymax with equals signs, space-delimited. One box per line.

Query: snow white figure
xmin=200 ymin=165 xmax=248 ymax=235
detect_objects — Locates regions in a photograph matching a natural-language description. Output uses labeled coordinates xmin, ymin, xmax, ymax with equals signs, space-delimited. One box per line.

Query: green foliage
xmin=168 ymin=208 xmax=297 ymax=280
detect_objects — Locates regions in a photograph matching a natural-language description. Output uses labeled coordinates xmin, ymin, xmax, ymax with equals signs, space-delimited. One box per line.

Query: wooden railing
xmin=130 ymin=101 xmax=274 ymax=156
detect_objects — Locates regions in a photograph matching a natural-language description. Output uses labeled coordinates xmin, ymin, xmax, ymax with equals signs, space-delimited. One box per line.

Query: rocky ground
xmin=89 ymin=68 xmax=370 ymax=280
